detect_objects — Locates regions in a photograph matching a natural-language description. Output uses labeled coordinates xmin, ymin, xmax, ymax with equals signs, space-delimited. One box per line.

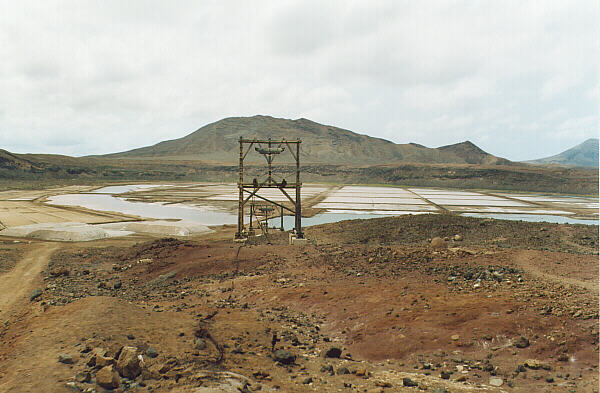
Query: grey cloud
xmin=0 ymin=1 xmax=597 ymax=160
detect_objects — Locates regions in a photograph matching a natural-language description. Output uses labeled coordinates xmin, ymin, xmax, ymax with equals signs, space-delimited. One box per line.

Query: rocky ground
xmin=0 ymin=214 xmax=598 ymax=393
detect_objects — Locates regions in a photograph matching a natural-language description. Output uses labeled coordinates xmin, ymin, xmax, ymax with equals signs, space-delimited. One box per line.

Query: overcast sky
xmin=0 ymin=1 xmax=597 ymax=161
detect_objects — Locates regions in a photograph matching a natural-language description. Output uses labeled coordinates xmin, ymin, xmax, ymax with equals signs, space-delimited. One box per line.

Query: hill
xmin=527 ymin=138 xmax=599 ymax=167
xmin=103 ymin=115 xmax=512 ymax=165
xmin=0 ymin=149 xmax=40 ymax=171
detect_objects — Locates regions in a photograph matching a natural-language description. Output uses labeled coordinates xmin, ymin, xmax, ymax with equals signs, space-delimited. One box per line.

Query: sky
xmin=0 ymin=1 xmax=598 ymax=161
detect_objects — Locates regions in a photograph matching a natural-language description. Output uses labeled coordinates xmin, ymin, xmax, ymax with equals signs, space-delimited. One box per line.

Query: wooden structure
xmin=235 ymin=137 xmax=302 ymax=239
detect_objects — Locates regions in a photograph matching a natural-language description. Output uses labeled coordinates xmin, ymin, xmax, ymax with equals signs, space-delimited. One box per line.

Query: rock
xmin=95 ymin=354 xmax=115 ymax=368
xmin=450 ymin=334 xmax=460 ymax=341
xmin=64 ymin=381 xmax=81 ymax=391
xmin=433 ymin=389 xmax=450 ymax=393
xmin=337 ymin=366 xmax=350 ymax=375
xmin=355 ymin=368 xmax=367 ymax=377
xmin=557 ymin=353 xmax=569 ymax=362
xmin=75 ymin=371 xmax=91 ymax=383
xmin=431 ymin=237 xmax=447 ymax=249
xmin=324 ymin=346 xmax=342 ymax=358
xmin=96 ymin=365 xmax=120 ymax=389
xmin=273 ymin=349 xmax=295 ymax=364
xmin=29 ymin=289 xmax=42 ymax=301
xmin=489 ymin=377 xmax=503 ymax=387
xmin=440 ymin=371 xmax=451 ymax=379
xmin=194 ymin=338 xmax=207 ymax=350
xmin=58 ymin=353 xmax=74 ymax=364
xmin=514 ymin=336 xmax=530 ymax=348
xmin=116 ymin=346 xmax=142 ymax=379
xmin=113 ymin=281 xmax=122 ymax=289
xmin=366 ymin=389 xmax=384 ymax=393
xmin=545 ymin=376 xmax=554 ymax=383
xmin=146 ymin=347 xmax=159 ymax=358
xmin=455 ymin=375 xmax=467 ymax=382
xmin=302 ymin=377 xmax=313 ymax=384
xmin=321 ymin=365 xmax=334 ymax=375
xmin=403 ymin=377 xmax=418 ymax=387
xmin=453 ymin=234 xmax=463 ymax=241
xmin=524 ymin=359 xmax=541 ymax=370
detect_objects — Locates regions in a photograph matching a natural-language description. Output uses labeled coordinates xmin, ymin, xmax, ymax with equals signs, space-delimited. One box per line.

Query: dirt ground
xmin=0 ymin=214 xmax=598 ymax=393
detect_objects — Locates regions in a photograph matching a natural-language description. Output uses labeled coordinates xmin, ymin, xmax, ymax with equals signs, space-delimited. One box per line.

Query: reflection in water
xmin=47 ymin=194 xmax=237 ymax=226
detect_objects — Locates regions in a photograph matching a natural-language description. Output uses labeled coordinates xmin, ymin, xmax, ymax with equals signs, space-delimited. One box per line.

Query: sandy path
xmin=0 ymin=242 xmax=61 ymax=317
xmin=514 ymin=250 xmax=598 ymax=293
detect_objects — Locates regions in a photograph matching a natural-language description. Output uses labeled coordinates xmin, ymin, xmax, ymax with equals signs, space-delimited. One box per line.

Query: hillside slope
xmin=103 ymin=115 xmax=511 ymax=165
xmin=527 ymin=138 xmax=599 ymax=167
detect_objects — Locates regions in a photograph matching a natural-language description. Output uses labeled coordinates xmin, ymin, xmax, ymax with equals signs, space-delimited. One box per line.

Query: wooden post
xmin=295 ymin=140 xmax=303 ymax=238
xmin=236 ymin=137 xmax=244 ymax=238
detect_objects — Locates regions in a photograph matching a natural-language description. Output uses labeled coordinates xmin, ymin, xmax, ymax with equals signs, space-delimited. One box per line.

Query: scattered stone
xmin=403 ymin=377 xmax=418 ymax=387
xmin=75 ymin=371 xmax=91 ymax=383
xmin=29 ymin=289 xmax=42 ymax=301
xmin=514 ymin=336 xmax=530 ymax=348
xmin=453 ymin=234 xmax=463 ymax=241
xmin=557 ymin=353 xmax=569 ymax=362
xmin=95 ymin=354 xmax=115 ymax=368
xmin=96 ymin=365 xmax=120 ymax=390
xmin=273 ymin=349 xmax=295 ymax=365
xmin=324 ymin=346 xmax=342 ymax=358
xmin=546 ymin=376 xmax=554 ymax=383
xmin=126 ymin=333 xmax=135 ymax=340
xmin=116 ymin=346 xmax=142 ymax=379
xmin=440 ymin=371 xmax=451 ymax=379
xmin=337 ymin=367 xmax=350 ymax=375
xmin=58 ymin=353 xmax=74 ymax=364
xmin=489 ymin=377 xmax=503 ymax=387
xmin=523 ymin=359 xmax=551 ymax=371
xmin=146 ymin=347 xmax=159 ymax=358
xmin=450 ymin=334 xmax=460 ymax=341
xmin=64 ymin=381 xmax=80 ymax=391
xmin=302 ymin=377 xmax=313 ymax=384
xmin=321 ymin=365 xmax=334 ymax=375
xmin=431 ymin=237 xmax=447 ymax=249
xmin=113 ymin=281 xmax=122 ymax=289
xmin=194 ymin=338 xmax=207 ymax=350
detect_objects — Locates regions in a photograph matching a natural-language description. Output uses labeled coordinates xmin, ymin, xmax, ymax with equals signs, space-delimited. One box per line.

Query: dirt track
xmin=0 ymin=214 xmax=598 ymax=393
xmin=0 ymin=242 xmax=60 ymax=318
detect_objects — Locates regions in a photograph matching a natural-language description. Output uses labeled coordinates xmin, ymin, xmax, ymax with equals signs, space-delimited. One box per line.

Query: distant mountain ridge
xmin=527 ymin=138 xmax=599 ymax=167
xmin=103 ymin=115 xmax=512 ymax=165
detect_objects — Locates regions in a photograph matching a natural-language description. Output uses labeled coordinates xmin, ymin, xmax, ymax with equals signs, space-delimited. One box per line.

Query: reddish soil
xmin=0 ymin=214 xmax=598 ymax=393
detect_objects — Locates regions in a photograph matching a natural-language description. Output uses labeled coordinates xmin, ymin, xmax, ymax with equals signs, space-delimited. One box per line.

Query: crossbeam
xmin=236 ymin=137 xmax=302 ymax=239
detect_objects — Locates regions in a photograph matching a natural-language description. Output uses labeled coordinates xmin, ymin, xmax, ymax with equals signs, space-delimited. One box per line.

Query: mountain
xmin=104 ymin=115 xmax=512 ymax=165
xmin=527 ymin=138 xmax=599 ymax=167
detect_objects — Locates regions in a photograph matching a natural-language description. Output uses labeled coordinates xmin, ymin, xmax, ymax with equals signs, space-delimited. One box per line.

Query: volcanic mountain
xmin=526 ymin=138 xmax=599 ymax=167
xmin=104 ymin=115 xmax=512 ymax=165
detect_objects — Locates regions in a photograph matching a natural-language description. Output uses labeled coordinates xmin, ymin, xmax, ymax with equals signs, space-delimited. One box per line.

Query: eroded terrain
xmin=0 ymin=214 xmax=598 ymax=393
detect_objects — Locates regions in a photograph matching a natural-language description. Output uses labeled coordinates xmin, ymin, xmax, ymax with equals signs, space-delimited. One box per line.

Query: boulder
xmin=273 ymin=349 xmax=295 ymax=365
xmin=29 ymin=289 xmax=42 ymax=301
xmin=116 ymin=346 xmax=142 ymax=379
xmin=96 ymin=365 xmax=120 ymax=390
xmin=58 ymin=353 xmax=73 ymax=364
xmin=324 ymin=346 xmax=342 ymax=358
xmin=514 ymin=336 xmax=530 ymax=348
xmin=489 ymin=377 xmax=503 ymax=387
xmin=431 ymin=237 xmax=447 ymax=249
